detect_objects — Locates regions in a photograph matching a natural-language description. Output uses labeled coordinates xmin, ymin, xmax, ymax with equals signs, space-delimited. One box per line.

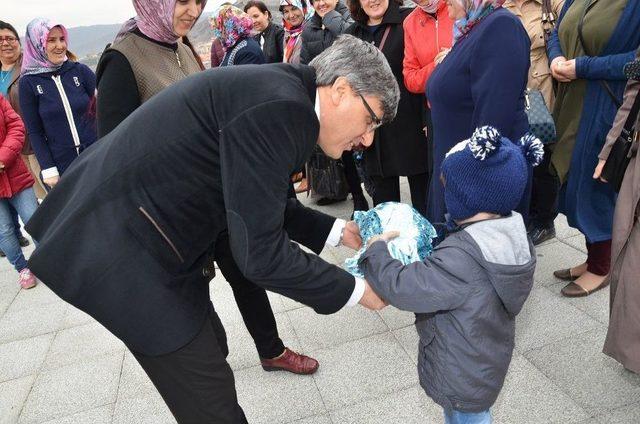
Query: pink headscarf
xmin=21 ymin=18 xmax=69 ymax=76
xmin=115 ymin=0 xmax=208 ymax=44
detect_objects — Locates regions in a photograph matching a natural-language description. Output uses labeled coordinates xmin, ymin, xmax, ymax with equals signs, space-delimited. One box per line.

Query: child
xmin=358 ymin=126 xmax=543 ymax=424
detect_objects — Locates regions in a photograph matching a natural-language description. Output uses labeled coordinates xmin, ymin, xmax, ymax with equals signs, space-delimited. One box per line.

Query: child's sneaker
xmin=18 ymin=269 xmax=37 ymax=289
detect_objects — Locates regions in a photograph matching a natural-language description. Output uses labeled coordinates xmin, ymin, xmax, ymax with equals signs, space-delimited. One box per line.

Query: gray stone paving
xmin=1 ymin=180 xmax=638 ymax=423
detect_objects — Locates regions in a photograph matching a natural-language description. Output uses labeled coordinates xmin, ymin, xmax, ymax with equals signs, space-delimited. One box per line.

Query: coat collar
xmin=7 ymin=54 xmax=22 ymax=88
xmin=380 ymin=1 xmax=403 ymax=26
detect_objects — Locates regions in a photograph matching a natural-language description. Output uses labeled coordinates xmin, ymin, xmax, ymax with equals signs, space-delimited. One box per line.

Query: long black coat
xmin=26 ymin=64 xmax=356 ymax=356
xmin=346 ymin=2 xmax=428 ymax=177
xmin=300 ymin=2 xmax=353 ymax=65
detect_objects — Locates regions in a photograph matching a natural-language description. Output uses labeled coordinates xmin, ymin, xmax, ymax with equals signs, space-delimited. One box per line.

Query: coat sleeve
xmin=283 ymin=197 xmax=336 ymax=254
xmin=96 ymin=50 xmax=141 ymax=138
xmin=470 ymin=14 xmax=530 ymax=135
xmin=0 ymin=95 xmax=26 ymax=168
xmin=322 ymin=10 xmax=353 ymax=37
xmin=219 ymin=99 xmax=356 ymax=314
xmin=359 ymin=241 xmax=470 ymax=313
xmin=546 ymin=0 xmax=571 ymax=62
xmin=276 ymin=26 xmax=285 ymax=63
xmin=599 ymin=78 xmax=640 ymax=160
xmin=300 ymin=36 xmax=312 ymax=65
xmin=576 ymin=50 xmax=637 ymax=81
xmin=18 ymin=77 xmax=57 ymax=172
xmin=402 ymin=20 xmax=434 ymax=94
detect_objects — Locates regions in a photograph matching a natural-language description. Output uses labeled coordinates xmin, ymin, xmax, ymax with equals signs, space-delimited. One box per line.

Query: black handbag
xmin=623 ymin=58 xmax=640 ymax=81
xmin=525 ymin=89 xmax=556 ymax=144
xmin=307 ymin=146 xmax=349 ymax=200
xmin=601 ymin=93 xmax=640 ymax=192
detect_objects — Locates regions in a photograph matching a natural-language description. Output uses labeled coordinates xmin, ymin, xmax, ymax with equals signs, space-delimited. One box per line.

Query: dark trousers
xmin=586 ymin=239 xmax=612 ymax=276
xmin=134 ymin=307 xmax=248 ymax=424
xmin=215 ymin=232 xmax=285 ymax=360
xmin=342 ymin=151 xmax=366 ymax=200
xmin=529 ymin=145 xmax=559 ymax=228
xmin=370 ymin=173 xmax=428 ymax=217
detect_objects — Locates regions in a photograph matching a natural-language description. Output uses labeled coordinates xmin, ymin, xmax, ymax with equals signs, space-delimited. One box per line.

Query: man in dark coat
xmin=25 ymin=35 xmax=399 ymax=424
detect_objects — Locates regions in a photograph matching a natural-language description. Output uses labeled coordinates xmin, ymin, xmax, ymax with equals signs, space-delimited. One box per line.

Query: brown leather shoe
xmin=561 ymin=279 xmax=610 ymax=298
xmin=553 ymin=268 xmax=578 ymax=281
xmin=261 ymin=348 xmax=319 ymax=375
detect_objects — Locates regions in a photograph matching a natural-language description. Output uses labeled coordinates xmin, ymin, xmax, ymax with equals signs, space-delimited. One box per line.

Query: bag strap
xmin=541 ymin=0 xmax=556 ymax=45
xmin=621 ymin=92 xmax=640 ymax=140
xmin=377 ymin=26 xmax=392 ymax=51
xmin=577 ymin=0 xmax=622 ymax=108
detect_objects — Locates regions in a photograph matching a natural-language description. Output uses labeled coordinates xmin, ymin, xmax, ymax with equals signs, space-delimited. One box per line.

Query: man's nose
xmin=361 ymin=131 xmax=375 ymax=147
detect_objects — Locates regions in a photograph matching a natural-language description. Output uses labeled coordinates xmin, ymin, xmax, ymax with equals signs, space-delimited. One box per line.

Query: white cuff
xmin=345 ymin=278 xmax=366 ymax=307
xmin=41 ymin=167 xmax=59 ymax=179
xmin=326 ymin=218 xmax=346 ymax=247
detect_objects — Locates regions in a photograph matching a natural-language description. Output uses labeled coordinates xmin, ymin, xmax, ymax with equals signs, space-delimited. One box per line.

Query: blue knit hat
xmin=441 ymin=126 xmax=544 ymax=221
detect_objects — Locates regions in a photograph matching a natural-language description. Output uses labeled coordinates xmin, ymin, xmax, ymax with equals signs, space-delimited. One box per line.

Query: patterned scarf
xmin=21 ymin=18 xmax=68 ymax=76
xmin=211 ymin=5 xmax=254 ymax=51
xmin=452 ymin=0 xmax=505 ymax=42
xmin=279 ymin=0 xmax=315 ymax=63
xmin=115 ymin=0 xmax=208 ymax=44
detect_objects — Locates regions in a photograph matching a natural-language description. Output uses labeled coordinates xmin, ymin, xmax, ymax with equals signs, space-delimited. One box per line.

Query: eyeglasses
xmin=359 ymin=94 xmax=382 ymax=132
xmin=0 ymin=36 xmax=18 ymax=44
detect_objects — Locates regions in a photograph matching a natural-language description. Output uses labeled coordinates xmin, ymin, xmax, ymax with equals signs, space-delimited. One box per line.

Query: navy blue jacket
xmin=19 ymin=61 xmax=97 ymax=176
xmin=426 ymin=8 xmax=530 ymax=224
xmin=221 ymin=38 xmax=266 ymax=66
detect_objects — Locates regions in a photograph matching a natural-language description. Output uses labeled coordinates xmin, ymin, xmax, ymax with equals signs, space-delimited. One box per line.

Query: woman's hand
xmin=593 ymin=159 xmax=608 ymax=182
xmin=44 ymin=175 xmax=60 ymax=188
xmin=551 ymin=56 xmax=571 ymax=82
xmin=557 ymin=59 xmax=577 ymax=81
xmin=434 ymin=48 xmax=450 ymax=65
xmin=366 ymin=231 xmax=400 ymax=248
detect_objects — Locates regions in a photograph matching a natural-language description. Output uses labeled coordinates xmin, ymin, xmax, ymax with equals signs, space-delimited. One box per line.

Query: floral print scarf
xmin=211 ymin=5 xmax=254 ymax=51
xmin=452 ymin=0 xmax=506 ymax=42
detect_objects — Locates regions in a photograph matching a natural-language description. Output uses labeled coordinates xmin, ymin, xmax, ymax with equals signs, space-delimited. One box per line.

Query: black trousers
xmin=134 ymin=307 xmax=248 ymax=424
xmin=529 ymin=145 xmax=559 ymax=228
xmin=215 ymin=232 xmax=285 ymax=360
xmin=342 ymin=151 xmax=366 ymax=200
xmin=370 ymin=173 xmax=428 ymax=217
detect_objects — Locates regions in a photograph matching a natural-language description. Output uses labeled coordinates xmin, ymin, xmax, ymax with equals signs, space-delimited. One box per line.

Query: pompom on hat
xmin=441 ymin=126 xmax=544 ymax=221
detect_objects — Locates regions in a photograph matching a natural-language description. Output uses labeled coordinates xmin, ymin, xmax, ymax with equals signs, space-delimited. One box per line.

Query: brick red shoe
xmin=261 ymin=348 xmax=319 ymax=375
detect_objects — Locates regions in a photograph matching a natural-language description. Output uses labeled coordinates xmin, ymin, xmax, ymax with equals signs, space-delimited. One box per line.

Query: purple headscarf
xmin=21 ymin=18 xmax=69 ymax=76
xmin=115 ymin=0 xmax=208 ymax=44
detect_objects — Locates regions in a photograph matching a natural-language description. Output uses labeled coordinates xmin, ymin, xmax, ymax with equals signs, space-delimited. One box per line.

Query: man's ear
xmin=330 ymin=76 xmax=351 ymax=106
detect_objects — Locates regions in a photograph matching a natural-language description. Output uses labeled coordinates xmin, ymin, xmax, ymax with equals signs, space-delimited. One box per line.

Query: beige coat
xmin=504 ymin=0 xmax=565 ymax=109
xmin=600 ymin=62 xmax=640 ymax=374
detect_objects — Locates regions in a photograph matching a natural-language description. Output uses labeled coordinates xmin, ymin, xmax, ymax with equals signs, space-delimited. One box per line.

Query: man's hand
xmin=43 ymin=175 xmax=60 ymax=188
xmin=342 ymin=220 xmax=363 ymax=250
xmin=434 ymin=48 xmax=450 ymax=65
xmin=366 ymin=231 xmax=400 ymax=248
xmin=358 ymin=280 xmax=387 ymax=310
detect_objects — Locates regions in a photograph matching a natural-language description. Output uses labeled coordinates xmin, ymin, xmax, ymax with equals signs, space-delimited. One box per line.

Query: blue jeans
xmin=0 ymin=188 xmax=38 ymax=272
xmin=444 ymin=409 xmax=492 ymax=424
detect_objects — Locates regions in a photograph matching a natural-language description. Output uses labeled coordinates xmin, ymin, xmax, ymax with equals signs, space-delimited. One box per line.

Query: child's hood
xmin=460 ymin=213 xmax=535 ymax=317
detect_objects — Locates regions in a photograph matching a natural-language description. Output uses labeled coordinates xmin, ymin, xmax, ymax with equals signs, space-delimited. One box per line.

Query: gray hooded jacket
xmin=359 ymin=213 xmax=535 ymax=412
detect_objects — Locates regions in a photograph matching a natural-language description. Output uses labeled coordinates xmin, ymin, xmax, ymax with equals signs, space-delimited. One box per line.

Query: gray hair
xmin=309 ymin=34 xmax=400 ymax=123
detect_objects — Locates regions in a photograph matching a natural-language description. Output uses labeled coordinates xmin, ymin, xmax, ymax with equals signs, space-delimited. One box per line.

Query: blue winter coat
xmin=221 ymin=38 xmax=266 ymax=67
xmin=19 ymin=61 xmax=97 ymax=177
xmin=547 ymin=0 xmax=640 ymax=243
xmin=426 ymin=8 xmax=531 ymax=225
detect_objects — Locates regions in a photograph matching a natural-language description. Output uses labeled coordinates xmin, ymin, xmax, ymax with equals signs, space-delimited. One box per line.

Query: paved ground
xmin=1 ymin=180 xmax=639 ymax=423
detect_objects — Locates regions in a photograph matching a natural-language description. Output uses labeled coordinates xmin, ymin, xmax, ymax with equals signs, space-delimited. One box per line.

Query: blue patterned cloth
xmin=345 ymin=202 xmax=437 ymax=278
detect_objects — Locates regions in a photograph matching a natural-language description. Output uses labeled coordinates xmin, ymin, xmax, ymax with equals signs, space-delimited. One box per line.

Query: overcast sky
xmin=5 ymin=0 xmax=227 ymax=35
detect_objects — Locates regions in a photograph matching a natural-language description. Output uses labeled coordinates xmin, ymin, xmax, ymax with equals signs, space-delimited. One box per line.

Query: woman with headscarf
xmin=245 ymin=0 xmax=285 ymax=63
xmin=280 ymin=0 xmax=315 ymax=64
xmin=212 ymin=4 xmax=266 ymax=66
xmin=18 ymin=18 xmax=97 ymax=189
xmin=96 ymin=0 xmax=320 ymax=396
xmin=345 ymin=0 xmax=429 ymax=216
xmin=425 ymin=0 xmax=530 ymax=226
xmin=96 ymin=0 xmax=206 ymax=138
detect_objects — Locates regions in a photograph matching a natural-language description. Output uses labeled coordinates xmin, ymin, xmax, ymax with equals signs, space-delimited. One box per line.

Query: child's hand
xmin=366 ymin=231 xmax=400 ymax=247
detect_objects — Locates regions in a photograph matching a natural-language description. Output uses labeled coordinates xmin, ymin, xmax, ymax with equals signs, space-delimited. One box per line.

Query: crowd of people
xmin=1 ymin=0 xmax=640 ymax=422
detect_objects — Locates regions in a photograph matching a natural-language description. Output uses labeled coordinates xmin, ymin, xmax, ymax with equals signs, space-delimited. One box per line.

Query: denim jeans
xmin=444 ymin=409 xmax=492 ymax=424
xmin=0 ymin=188 xmax=38 ymax=272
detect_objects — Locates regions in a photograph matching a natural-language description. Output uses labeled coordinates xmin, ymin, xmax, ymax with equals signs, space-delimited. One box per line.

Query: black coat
xmin=346 ymin=2 xmax=428 ymax=177
xmin=300 ymin=2 xmax=353 ymax=65
xmin=254 ymin=22 xmax=285 ymax=63
xmin=25 ymin=64 xmax=356 ymax=355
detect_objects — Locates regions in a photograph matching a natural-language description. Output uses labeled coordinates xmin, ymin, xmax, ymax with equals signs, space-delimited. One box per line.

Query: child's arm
xmin=358 ymin=240 xmax=470 ymax=314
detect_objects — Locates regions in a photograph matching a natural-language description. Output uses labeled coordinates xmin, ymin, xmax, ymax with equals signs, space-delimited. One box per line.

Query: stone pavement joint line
xmin=1 ymin=180 xmax=638 ymax=423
